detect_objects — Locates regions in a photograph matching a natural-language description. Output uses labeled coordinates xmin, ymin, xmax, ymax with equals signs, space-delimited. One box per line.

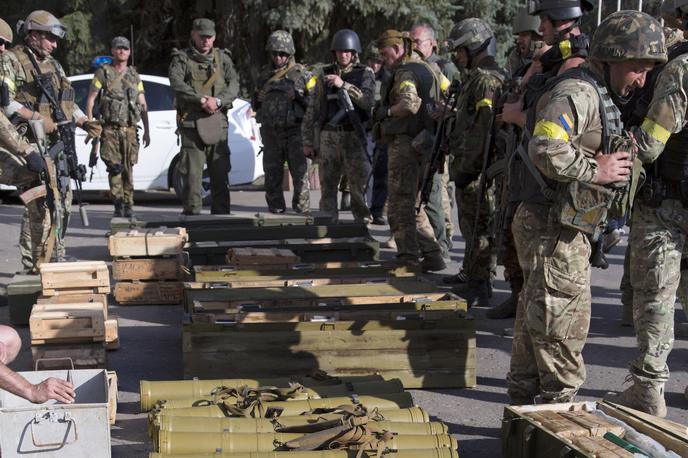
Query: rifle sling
xmin=516 ymin=131 xmax=556 ymax=200
xmin=200 ymin=49 xmax=221 ymax=96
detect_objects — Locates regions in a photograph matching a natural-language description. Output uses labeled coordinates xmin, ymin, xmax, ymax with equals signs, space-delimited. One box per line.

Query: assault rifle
xmin=328 ymin=88 xmax=370 ymax=164
xmin=417 ymin=79 xmax=461 ymax=213
xmin=26 ymin=52 xmax=89 ymax=229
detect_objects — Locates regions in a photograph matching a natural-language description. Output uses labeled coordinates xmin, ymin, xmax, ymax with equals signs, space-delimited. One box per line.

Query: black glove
xmin=373 ymin=104 xmax=389 ymax=122
xmin=454 ymin=171 xmax=479 ymax=189
xmin=25 ymin=151 xmax=46 ymax=174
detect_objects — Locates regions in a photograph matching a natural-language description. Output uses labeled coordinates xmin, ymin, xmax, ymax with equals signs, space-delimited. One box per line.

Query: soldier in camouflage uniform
xmin=603 ymin=1 xmax=688 ymax=418
xmin=169 ymin=18 xmax=239 ymax=215
xmin=302 ymin=29 xmax=374 ymax=223
xmin=252 ymin=30 xmax=312 ymax=214
xmin=5 ymin=11 xmax=101 ymax=271
xmin=506 ymin=7 xmax=543 ymax=77
xmin=86 ymin=36 xmax=150 ymax=218
xmin=507 ymin=11 xmax=666 ymax=405
xmin=444 ymin=19 xmax=506 ymax=307
xmin=373 ymin=30 xmax=445 ymax=272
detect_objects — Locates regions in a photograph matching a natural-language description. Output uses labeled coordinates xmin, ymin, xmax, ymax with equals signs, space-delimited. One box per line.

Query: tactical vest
xmin=12 ymin=45 xmax=75 ymax=122
xmin=380 ymin=58 xmax=440 ymax=138
xmin=320 ymin=63 xmax=370 ymax=127
xmin=97 ymin=64 xmax=142 ymax=126
xmin=515 ymin=67 xmax=622 ymax=205
xmin=173 ymin=47 xmax=226 ymax=117
xmin=257 ymin=63 xmax=305 ymax=129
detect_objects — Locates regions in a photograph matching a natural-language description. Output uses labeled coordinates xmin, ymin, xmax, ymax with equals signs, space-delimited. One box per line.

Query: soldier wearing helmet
xmin=7 ymin=10 xmax=100 ymax=271
xmin=506 ymin=10 xmax=666 ymax=405
xmin=252 ymin=30 xmax=313 ymax=214
xmin=506 ymin=7 xmax=544 ymax=76
xmin=302 ymin=28 xmax=375 ymax=223
xmin=603 ymin=1 xmax=688 ymax=416
xmin=442 ymin=18 xmax=506 ymax=306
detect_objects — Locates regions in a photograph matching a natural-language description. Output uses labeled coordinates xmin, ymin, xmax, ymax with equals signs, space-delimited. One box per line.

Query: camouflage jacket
xmin=449 ymin=56 xmax=506 ymax=177
xmin=1 ymin=50 xmax=22 ymax=106
xmin=252 ymin=60 xmax=313 ymax=129
xmin=301 ymin=61 xmax=375 ymax=148
xmin=91 ymin=64 xmax=145 ymax=126
xmin=528 ymin=63 xmax=607 ymax=184
xmin=0 ymin=110 xmax=32 ymax=158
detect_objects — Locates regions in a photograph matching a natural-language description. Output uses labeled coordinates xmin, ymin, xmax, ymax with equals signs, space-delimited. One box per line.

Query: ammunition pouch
xmin=556 ymin=180 xmax=614 ymax=241
xmin=195 ymin=112 xmax=226 ymax=146
xmin=637 ymin=172 xmax=665 ymax=208
xmin=410 ymin=129 xmax=434 ymax=156
xmin=0 ymin=81 xmax=9 ymax=108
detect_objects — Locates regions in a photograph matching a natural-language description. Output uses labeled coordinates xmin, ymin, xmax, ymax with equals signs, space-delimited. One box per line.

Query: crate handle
xmin=31 ymin=411 xmax=78 ymax=448
xmin=35 ymin=357 xmax=75 ymax=371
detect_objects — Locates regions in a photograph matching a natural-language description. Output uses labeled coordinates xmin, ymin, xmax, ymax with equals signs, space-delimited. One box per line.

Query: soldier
xmin=506 ymin=10 xmax=666 ymax=405
xmin=444 ymin=19 xmax=506 ymax=307
xmin=506 ymin=7 xmax=543 ymax=77
xmin=302 ymin=29 xmax=374 ymax=223
xmin=0 ymin=324 xmax=74 ymax=404
xmin=603 ymin=1 xmax=688 ymax=417
xmin=169 ymin=18 xmax=239 ymax=215
xmin=373 ymin=30 xmax=446 ymax=272
xmin=6 ymin=10 xmax=101 ymax=271
xmin=86 ymin=36 xmax=150 ymax=218
xmin=252 ymin=30 xmax=312 ymax=214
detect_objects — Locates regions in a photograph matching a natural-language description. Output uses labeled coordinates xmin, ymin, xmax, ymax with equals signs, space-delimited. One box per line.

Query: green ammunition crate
xmin=502 ymin=401 xmax=688 ymax=458
xmin=7 ymin=274 xmax=41 ymax=325
xmin=188 ymin=238 xmax=379 ymax=265
xmin=185 ymin=223 xmax=370 ymax=243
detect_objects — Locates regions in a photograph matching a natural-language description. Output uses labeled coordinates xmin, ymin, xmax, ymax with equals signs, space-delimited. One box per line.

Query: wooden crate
xmin=37 ymin=293 xmax=109 ymax=319
xmin=502 ymin=401 xmax=688 ymax=458
xmin=114 ymin=281 xmax=184 ymax=305
xmin=109 ymin=227 xmax=188 ymax=257
xmin=184 ymin=281 xmax=448 ymax=313
xmin=105 ymin=316 xmax=120 ymax=350
xmin=107 ymin=371 xmax=118 ymax=425
xmin=32 ymin=343 xmax=107 ymax=370
xmin=183 ymin=300 xmax=475 ymax=388
xmin=112 ymin=254 xmax=188 ymax=281
xmin=39 ymin=261 xmax=110 ymax=296
xmin=226 ymin=248 xmax=300 ymax=266
xmin=30 ymin=303 xmax=106 ymax=345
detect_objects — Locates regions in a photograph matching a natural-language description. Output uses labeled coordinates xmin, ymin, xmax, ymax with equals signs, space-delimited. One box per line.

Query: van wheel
xmin=171 ymin=161 xmax=212 ymax=205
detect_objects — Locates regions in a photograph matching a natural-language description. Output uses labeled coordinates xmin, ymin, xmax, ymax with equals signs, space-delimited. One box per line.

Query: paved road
xmin=0 ymin=189 xmax=686 ymax=457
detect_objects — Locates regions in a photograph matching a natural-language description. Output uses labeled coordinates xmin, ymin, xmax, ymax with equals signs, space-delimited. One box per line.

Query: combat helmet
xmin=0 ymin=18 xmax=12 ymax=43
xmin=266 ymin=30 xmax=295 ymax=55
xmin=513 ymin=7 xmax=541 ymax=36
xmin=17 ymin=10 xmax=66 ymax=39
xmin=448 ymin=18 xmax=495 ymax=57
xmin=527 ymin=0 xmax=593 ymax=21
xmin=331 ymin=29 xmax=362 ymax=54
xmin=364 ymin=42 xmax=381 ymax=61
xmin=590 ymin=10 xmax=667 ymax=65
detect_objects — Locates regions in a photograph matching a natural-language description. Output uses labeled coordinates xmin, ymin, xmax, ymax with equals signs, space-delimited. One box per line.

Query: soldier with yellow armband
xmin=373 ymin=30 xmax=446 ymax=272
xmin=86 ymin=36 xmax=150 ymax=218
xmin=252 ymin=30 xmax=313 ymax=214
xmin=506 ymin=11 xmax=666 ymax=405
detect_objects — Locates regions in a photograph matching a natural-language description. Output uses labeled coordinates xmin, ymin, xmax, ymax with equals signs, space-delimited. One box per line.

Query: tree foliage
xmin=0 ymin=0 xmax=667 ymax=97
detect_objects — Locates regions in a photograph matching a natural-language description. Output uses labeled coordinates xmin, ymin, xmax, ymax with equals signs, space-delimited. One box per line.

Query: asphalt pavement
xmin=0 ymin=188 xmax=686 ymax=457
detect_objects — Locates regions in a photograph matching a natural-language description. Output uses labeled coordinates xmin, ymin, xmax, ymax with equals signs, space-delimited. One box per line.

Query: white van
xmin=35 ymin=74 xmax=264 ymax=195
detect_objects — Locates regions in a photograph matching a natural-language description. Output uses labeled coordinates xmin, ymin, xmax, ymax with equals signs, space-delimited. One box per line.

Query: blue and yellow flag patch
xmin=558 ymin=113 xmax=573 ymax=134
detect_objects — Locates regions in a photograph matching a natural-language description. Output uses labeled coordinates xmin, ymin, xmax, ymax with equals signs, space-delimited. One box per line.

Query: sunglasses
xmin=271 ymin=52 xmax=290 ymax=57
xmin=0 ymin=38 xmax=10 ymax=47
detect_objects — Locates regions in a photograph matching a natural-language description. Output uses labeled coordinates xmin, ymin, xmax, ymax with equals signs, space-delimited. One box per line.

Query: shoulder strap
xmin=200 ymin=48 xmax=221 ymax=95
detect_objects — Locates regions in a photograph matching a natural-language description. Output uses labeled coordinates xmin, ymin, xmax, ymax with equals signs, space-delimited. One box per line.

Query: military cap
xmin=590 ymin=10 xmax=666 ymax=65
xmin=111 ymin=36 xmax=130 ymax=49
xmin=376 ymin=30 xmax=406 ymax=49
xmin=192 ymin=18 xmax=215 ymax=37
xmin=0 ymin=18 xmax=12 ymax=42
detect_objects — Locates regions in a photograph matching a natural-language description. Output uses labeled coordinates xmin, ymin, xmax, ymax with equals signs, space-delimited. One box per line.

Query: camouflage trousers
xmin=501 ymin=209 xmax=524 ymax=294
xmin=627 ymin=200 xmax=686 ymax=384
xmin=424 ymin=169 xmax=450 ymax=258
xmin=261 ymin=126 xmax=310 ymax=212
xmin=317 ymin=129 xmax=371 ymax=222
xmin=386 ymin=134 xmax=441 ymax=260
xmin=455 ymin=177 xmax=496 ymax=281
xmin=508 ymin=202 xmax=592 ymax=403
xmin=440 ymin=164 xmax=454 ymax=243
xmin=101 ymin=125 xmax=139 ymax=206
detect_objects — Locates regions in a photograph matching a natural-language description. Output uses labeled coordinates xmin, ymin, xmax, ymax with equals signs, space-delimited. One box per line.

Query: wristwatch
xmin=216 ymin=98 xmax=222 ymax=107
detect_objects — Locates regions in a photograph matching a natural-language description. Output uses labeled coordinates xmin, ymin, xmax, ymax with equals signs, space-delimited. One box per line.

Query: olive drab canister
xmin=94 ymin=65 xmax=143 ymax=126
xmin=148 ymin=449 xmax=460 ymax=458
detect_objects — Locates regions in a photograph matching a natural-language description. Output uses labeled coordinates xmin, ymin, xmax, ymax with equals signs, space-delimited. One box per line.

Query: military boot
xmin=443 ymin=268 xmax=468 ymax=285
xmin=486 ymin=292 xmax=518 ymax=319
xmin=123 ymin=204 xmax=135 ymax=219
xmin=454 ymin=280 xmax=489 ymax=308
xmin=397 ymin=254 xmax=420 ymax=271
xmin=604 ymin=378 xmax=667 ymax=418
xmin=421 ymin=251 xmax=447 ymax=273
xmin=340 ymin=192 xmax=351 ymax=211
xmin=113 ymin=201 xmax=123 ymax=217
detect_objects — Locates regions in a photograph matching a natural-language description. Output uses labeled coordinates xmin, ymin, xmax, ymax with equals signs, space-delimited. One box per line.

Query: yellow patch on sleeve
xmin=306 ymin=76 xmax=317 ymax=91
xmin=475 ymin=98 xmax=493 ymax=111
xmin=641 ymin=117 xmax=671 ymax=144
xmin=439 ymin=74 xmax=451 ymax=93
xmin=92 ymin=77 xmax=102 ymax=89
xmin=137 ymin=81 xmax=144 ymax=92
xmin=2 ymin=77 xmax=15 ymax=93
xmin=533 ymin=119 xmax=570 ymax=142
xmin=399 ymin=80 xmax=416 ymax=91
